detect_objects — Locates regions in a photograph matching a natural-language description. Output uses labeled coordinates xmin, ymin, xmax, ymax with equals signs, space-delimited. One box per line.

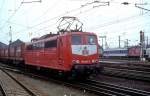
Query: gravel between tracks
xmin=0 ymin=70 xmax=31 ymax=96
xmin=6 ymin=70 xmax=97 ymax=96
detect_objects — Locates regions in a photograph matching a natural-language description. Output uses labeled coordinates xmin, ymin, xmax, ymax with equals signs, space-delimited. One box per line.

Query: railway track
xmin=1 ymin=63 xmax=150 ymax=96
xmin=103 ymin=64 xmax=150 ymax=72
xmin=102 ymin=67 xmax=150 ymax=82
xmin=0 ymin=67 xmax=37 ymax=96
xmin=79 ymin=79 xmax=150 ymax=96
xmin=0 ymin=84 xmax=6 ymax=96
xmin=100 ymin=60 xmax=150 ymax=68
xmin=70 ymin=80 xmax=126 ymax=96
xmin=100 ymin=60 xmax=150 ymax=82
xmin=100 ymin=58 xmax=149 ymax=62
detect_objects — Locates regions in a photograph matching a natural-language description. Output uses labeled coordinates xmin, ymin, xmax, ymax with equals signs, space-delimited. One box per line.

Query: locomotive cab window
xmin=88 ymin=35 xmax=96 ymax=45
xmin=45 ymin=40 xmax=57 ymax=48
xmin=71 ymin=35 xmax=82 ymax=45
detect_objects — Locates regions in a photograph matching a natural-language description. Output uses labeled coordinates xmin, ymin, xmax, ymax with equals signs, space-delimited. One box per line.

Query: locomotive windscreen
xmin=87 ymin=35 xmax=96 ymax=45
xmin=71 ymin=35 xmax=82 ymax=45
xmin=71 ymin=35 xmax=97 ymax=56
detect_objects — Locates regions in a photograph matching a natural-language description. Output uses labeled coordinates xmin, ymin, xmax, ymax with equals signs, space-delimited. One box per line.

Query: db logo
xmin=82 ymin=46 xmax=89 ymax=56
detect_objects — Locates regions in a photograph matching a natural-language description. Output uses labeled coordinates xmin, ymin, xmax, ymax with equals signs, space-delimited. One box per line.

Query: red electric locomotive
xmin=25 ymin=32 xmax=100 ymax=75
xmin=25 ymin=17 xmax=100 ymax=76
xmin=0 ymin=17 xmax=101 ymax=77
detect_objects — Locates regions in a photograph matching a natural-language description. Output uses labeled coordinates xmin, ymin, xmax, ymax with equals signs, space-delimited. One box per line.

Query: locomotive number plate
xmin=81 ymin=60 xmax=90 ymax=63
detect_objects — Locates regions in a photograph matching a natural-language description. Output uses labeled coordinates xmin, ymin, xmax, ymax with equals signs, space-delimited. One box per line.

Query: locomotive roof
xmin=28 ymin=32 xmax=96 ymax=44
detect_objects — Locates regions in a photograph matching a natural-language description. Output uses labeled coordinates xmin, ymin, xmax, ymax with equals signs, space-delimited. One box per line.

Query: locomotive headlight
xmin=92 ymin=60 xmax=95 ymax=63
xmin=92 ymin=60 xmax=98 ymax=63
xmin=76 ymin=60 xmax=80 ymax=63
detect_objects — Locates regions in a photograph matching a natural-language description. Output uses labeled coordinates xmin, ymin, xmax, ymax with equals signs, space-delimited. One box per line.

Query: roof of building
xmin=10 ymin=39 xmax=24 ymax=47
xmin=0 ymin=42 xmax=7 ymax=48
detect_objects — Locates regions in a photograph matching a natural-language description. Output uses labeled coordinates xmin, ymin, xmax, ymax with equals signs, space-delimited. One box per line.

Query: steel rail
xmin=100 ymin=60 xmax=150 ymax=67
xmin=0 ymin=84 xmax=7 ymax=96
xmin=0 ymin=64 xmax=113 ymax=96
xmin=1 ymin=63 xmax=150 ymax=96
xmin=0 ymin=64 xmax=126 ymax=96
xmin=71 ymin=81 xmax=127 ymax=96
xmin=104 ymin=67 xmax=150 ymax=74
xmin=102 ymin=64 xmax=150 ymax=72
xmin=103 ymin=67 xmax=150 ymax=82
xmin=86 ymin=79 xmax=150 ymax=96
xmin=0 ymin=68 xmax=37 ymax=96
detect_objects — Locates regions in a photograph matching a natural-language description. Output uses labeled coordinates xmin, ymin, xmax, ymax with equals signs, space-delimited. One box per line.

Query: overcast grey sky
xmin=0 ymin=0 xmax=149 ymax=48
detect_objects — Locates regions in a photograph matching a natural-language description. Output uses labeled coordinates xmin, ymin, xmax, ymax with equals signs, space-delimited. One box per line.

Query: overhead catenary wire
xmin=3 ymin=0 xmax=59 ymax=34
xmin=17 ymin=4 xmax=107 ymax=35
xmin=25 ymin=0 xmax=148 ymax=33
xmin=0 ymin=19 xmax=29 ymax=28
xmin=14 ymin=3 xmax=149 ymax=40
xmin=103 ymin=21 xmax=150 ymax=35
xmin=22 ymin=0 xmax=42 ymax=3
xmin=0 ymin=0 xmax=25 ymax=31
xmin=0 ymin=0 xmax=150 ymax=45
xmin=88 ymin=11 xmax=149 ymax=31
xmin=30 ymin=11 xmax=149 ymax=39
xmin=30 ymin=0 xmax=60 ymax=23
xmin=13 ymin=5 xmax=89 ymax=33
xmin=1 ymin=1 xmax=107 ymax=34
xmin=105 ymin=22 xmax=150 ymax=48
xmin=96 ymin=21 xmax=150 ymax=45
xmin=135 ymin=4 xmax=150 ymax=11
xmin=14 ymin=0 xmax=110 ymax=34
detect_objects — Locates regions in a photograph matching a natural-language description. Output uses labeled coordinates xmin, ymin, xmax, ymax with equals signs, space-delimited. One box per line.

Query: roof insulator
xmin=122 ymin=2 xmax=130 ymax=5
